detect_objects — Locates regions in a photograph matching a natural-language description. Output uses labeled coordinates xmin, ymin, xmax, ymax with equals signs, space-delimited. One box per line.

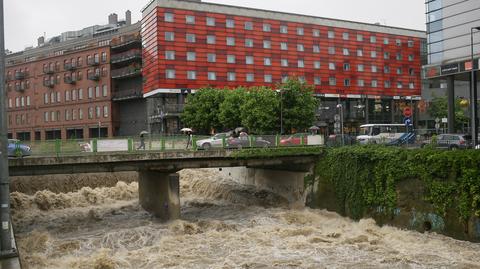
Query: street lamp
xmin=280 ymin=89 xmax=284 ymax=134
xmin=336 ymin=103 xmax=344 ymax=146
xmin=470 ymin=26 xmax=480 ymax=148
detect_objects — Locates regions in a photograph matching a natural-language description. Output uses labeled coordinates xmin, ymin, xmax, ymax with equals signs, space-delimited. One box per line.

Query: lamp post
xmin=336 ymin=103 xmax=344 ymax=146
xmin=280 ymin=89 xmax=284 ymax=135
xmin=470 ymin=26 xmax=480 ymax=148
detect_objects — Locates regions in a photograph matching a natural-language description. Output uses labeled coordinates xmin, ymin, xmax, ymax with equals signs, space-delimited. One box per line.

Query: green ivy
xmin=314 ymin=146 xmax=480 ymax=223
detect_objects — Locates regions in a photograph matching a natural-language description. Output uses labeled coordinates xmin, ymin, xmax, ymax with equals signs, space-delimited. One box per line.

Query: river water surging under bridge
xmin=10 ymin=169 xmax=480 ymax=269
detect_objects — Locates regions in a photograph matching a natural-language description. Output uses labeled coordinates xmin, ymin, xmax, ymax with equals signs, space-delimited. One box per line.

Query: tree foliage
xmin=240 ymin=87 xmax=279 ymax=134
xmin=280 ymin=79 xmax=318 ymax=133
xmin=219 ymin=88 xmax=247 ymax=130
xmin=427 ymin=95 xmax=469 ymax=131
xmin=181 ymin=88 xmax=225 ymax=133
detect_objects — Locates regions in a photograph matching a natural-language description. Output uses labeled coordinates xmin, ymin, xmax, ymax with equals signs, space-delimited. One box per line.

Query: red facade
xmin=142 ymin=7 xmax=422 ymax=97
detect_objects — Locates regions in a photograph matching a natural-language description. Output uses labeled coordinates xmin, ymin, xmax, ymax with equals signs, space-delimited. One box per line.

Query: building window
xmin=65 ymin=110 xmax=70 ymax=121
xmin=187 ymin=52 xmax=196 ymax=61
xmin=280 ymin=42 xmax=288 ymax=50
xmin=165 ymin=32 xmax=174 ymax=41
xmin=246 ymin=56 xmax=254 ymax=65
xmin=264 ymin=74 xmax=273 ymax=83
xmin=371 ymin=65 xmax=378 ymax=72
xmin=245 ymin=39 xmax=254 ymax=47
xmin=186 ymin=34 xmax=196 ymax=43
xmin=343 ymin=63 xmax=350 ymax=71
xmin=297 ymin=59 xmax=305 ymax=68
xmin=313 ymin=45 xmax=320 ymax=53
xmin=329 ymin=77 xmax=336 ymax=86
xmin=246 ymin=73 xmax=254 ymax=82
xmin=207 ymin=53 xmax=216 ymax=63
xmin=358 ymin=79 xmax=365 ymax=87
xmin=96 ymin=106 xmax=101 ymax=118
xmin=281 ymin=75 xmax=289 ymax=83
xmin=88 ymin=87 xmax=93 ymax=99
xmin=263 ymin=40 xmax=271 ymax=49
xmin=50 ymin=92 xmax=55 ymax=103
xmin=280 ymin=25 xmax=288 ymax=34
xmin=384 ymin=38 xmax=389 ymax=45
xmin=344 ymin=79 xmax=351 ymax=86
xmin=328 ymin=63 xmax=336 ymax=70
xmin=164 ymin=13 xmax=174 ymax=22
xmin=44 ymin=112 xmax=49 ymax=122
xmin=78 ymin=89 xmax=83 ymax=100
xmin=397 ymin=67 xmax=403 ymax=74
xmin=371 ymin=51 xmax=377 ymax=58
xmin=244 ymin=21 xmax=253 ymax=30
xmin=396 ymin=39 xmax=402 ymax=46
xmin=357 ymin=64 xmax=364 ymax=72
xmin=343 ymin=48 xmax=350 ymax=56
xmin=71 ymin=89 xmax=76 ymax=101
xmin=263 ymin=24 xmax=271 ymax=32
xmin=384 ymin=66 xmax=390 ymax=73
xmin=207 ymin=35 xmax=216 ymax=44
xmin=297 ymin=27 xmax=304 ymax=35
xmin=396 ymin=53 xmax=402 ymax=60
xmin=227 ymin=72 xmax=236 ymax=81
xmin=226 ymin=37 xmax=235 ymax=46
xmin=371 ymin=80 xmax=378 ymax=87
xmin=187 ymin=71 xmax=196 ymax=80
xmin=166 ymin=69 xmax=175 ymax=79
xmin=206 ymin=17 xmax=215 ymax=26
xmin=408 ymin=54 xmax=414 ymax=61
xmin=384 ymin=52 xmax=390 ymax=59
xmin=409 ymin=82 xmax=415 ymax=89
xmin=357 ymin=34 xmax=363 ymax=41
xmin=297 ymin=44 xmax=304 ymax=52
xmin=313 ymin=29 xmax=320 ymax=37
xmin=186 ymin=15 xmax=195 ymax=24
xmin=103 ymin=106 xmax=109 ymax=118
xmin=226 ymin=19 xmax=235 ymax=28
xmin=409 ymin=68 xmax=415 ymax=76
xmin=281 ymin=59 xmax=289 ymax=67
xmin=328 ymin=31 xmax=335 ymax=39
xmin=208 ymin=72 xmax=216 ymax=81
xmin=408 ymin=40 xmax=414 ymax=47
xmin=370 ymin=36 xmax=376 ymax=43
xmin=79 ymin=109 xmax=83 ymax=120
xmin=165 ymin=51 xmax=175 ymax=60
xmin=397 ymin=82 xmax=403 ymax=89
xmin=357 ymin=49 xmax=363 ymax=57
xmin=314 ymin=77 xmax=321 ymax=85
xmin=328 ymin=47 xmax=335 ymax=55
xmin=8 ymin=98 xmax=12 ymax=108
xmin=263 ymin=58 xmax=271 ymax=66
xmin=72 ymin=109 xmax=77 ymax=120
xmin=314 ymin=61 xmax=321 ymax=69
xmin=227 ymin=55 xmax=236 ymax=63
xmin=101 ymin=52 xmax=107 ymax=63
xmin=342 ymin=32 xmax=349 ymax=40
xmin=102 ymin=85 xmax=108 ymax=97
xmin=26 ymin=96 xmax=30 ymax=106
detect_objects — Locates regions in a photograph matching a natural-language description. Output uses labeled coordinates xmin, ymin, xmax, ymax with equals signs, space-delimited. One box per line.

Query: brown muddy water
xmin=10 ymin=169 xmax=480 ymax=269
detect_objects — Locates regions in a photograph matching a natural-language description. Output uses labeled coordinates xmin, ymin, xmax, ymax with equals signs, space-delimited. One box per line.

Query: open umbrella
xmin=180 ymin=128 xmax=193 ymax=133
xmin=308 ymin=126 xmax=320 ymax=131
xmin=140 ymin=131 xmax=149 ymax=135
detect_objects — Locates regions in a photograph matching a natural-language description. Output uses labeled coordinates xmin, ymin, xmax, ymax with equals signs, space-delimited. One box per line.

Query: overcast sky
xmin=4 ymin=0 xmax=426 ymax=52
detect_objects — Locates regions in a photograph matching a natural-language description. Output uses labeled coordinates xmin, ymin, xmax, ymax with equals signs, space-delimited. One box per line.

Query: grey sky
xmin=4 ymin=0 xmax=426 ymax=52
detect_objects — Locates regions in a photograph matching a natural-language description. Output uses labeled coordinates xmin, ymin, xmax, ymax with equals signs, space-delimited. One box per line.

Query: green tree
xmin=219 ymin=87 xmax=247 ymax=130
xmin=240 ymin=87 xmax=279 ymax=134
xmin=181 ymin=88 xmax=225 ymax=133
xmin=279 ymin=78 xmax=318 ymax=134
xmin=428 ymin=95 xmax=469 ymax=131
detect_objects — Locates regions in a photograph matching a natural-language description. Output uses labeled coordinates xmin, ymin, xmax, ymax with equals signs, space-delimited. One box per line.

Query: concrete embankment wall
xmin=307 ymin=146 xmax=480 ymax=242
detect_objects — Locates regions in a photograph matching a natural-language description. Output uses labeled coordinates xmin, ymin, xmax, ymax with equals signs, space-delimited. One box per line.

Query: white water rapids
xmin=10 ymin=169 xmax=480 ymax=269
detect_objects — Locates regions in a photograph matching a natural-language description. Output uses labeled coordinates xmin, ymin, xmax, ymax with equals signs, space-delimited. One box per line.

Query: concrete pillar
xmin=447 ymin=76 xmax=455 ymax=133
xmin=391 ymin=99 xmax=395 ymax=123
xmin=138 ymin=171 xmax=180 ymax=220
xmin=220 ymin=167 xmax=306 ymax=207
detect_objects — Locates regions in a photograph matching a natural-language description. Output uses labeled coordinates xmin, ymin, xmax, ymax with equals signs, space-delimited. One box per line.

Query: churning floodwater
xmin=10 ymin=169 xmax=480 ymax=269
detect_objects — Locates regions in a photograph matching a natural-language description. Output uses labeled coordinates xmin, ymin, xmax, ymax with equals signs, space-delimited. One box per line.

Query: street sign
xmin=441 ymin=118 xmax=448 ymax=123
xmin=435 ymin=123 xmax=440 ymax=130
xmin=435 ymin=117 xmax=440 ymax=123
xmin=334 ymin=114 xmax=340 ymax=121
xmin=403 ymin=107 xmax=412 ymax=118
xmin=404 ymin=117 xmax=412 ymax=126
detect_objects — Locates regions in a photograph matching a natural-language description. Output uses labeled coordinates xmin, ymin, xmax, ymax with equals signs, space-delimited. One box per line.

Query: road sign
xmin=334 ymin=114 xmax=340 ymax=121
xmin=404 ymin=117 xmax=412 ymax=126
xmin=403 ymin=107 xmax=412 ymax=118
xmin=435 ymin=117 xmax=440 ymax=123
xmin=441 ymin=118 xmax=448 ymax=123
xmin=435 ymin=123 xmax=440 ymax=130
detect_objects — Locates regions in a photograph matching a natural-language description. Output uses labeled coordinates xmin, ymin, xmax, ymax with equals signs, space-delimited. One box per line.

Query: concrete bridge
xmin=9 ymin=149 xmax=321 ymax=220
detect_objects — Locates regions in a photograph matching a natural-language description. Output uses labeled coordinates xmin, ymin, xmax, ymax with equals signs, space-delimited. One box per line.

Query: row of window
xmin=163 ymin=12 xmax=415 ymax=46
xmin=164 ymin=51 xmax=415 ymax=74
xmin=9 ymin=114 xmax=31 ymax=126
xmin=163 ymin=69 xmax=416 ymax=88
xmin=43 ymin=86 xmax=109 ymax=105
xmin=8 ymin=96 xmax=31 ymax=108
xmin=44 ymin=106 xmax=109 ymax=123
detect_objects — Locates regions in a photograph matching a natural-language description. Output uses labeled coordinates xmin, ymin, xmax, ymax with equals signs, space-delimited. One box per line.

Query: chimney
xmin=125 ymin=10 xmax=132 ymax=26
xmin=108 ymin=13 xmax=118 ymax=25
xmin=37 ymin=36 xmax=45 ymax=47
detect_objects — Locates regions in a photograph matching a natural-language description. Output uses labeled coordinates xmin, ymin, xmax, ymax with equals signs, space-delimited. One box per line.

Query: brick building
xmin=5 ymin=11 xmax=146 ymax=141
xmin=142 ymin=0 xmax=426 ymax=134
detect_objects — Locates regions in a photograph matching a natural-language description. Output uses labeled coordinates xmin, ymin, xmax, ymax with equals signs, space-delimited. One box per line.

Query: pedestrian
xmin=138 ymin=134 xmax=146 ymax=150
xmin=186 ymin=131 xmax=193 ymax=149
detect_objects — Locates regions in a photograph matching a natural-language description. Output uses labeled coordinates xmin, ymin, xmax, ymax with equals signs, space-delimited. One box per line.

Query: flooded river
xmin=10 ymin=169 xmax=480 ymax=269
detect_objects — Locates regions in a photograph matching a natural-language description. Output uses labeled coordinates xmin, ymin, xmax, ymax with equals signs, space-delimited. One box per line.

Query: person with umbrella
xmin=138 ymin=131 xmax=148 ymax=150
xmin=181 ymin=128 xmax=193 ymax=149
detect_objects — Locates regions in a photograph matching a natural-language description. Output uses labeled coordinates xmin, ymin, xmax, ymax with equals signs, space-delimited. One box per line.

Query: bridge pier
xmin=220 ymin=167 xmax=307 ymax=207
xmin=138 ymin=171 xmax=180 ymax=220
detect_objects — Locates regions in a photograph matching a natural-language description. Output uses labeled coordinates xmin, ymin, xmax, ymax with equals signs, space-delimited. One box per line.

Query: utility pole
xmin=0 ymin=0 xmax=16 ymax=257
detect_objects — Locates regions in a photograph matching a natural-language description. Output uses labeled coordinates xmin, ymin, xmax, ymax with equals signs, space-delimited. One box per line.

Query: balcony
xmin=149 ymin=104 xmax=185 ymax=122
xmin=64 ymin=77 xmax=77 ymax=84
xmin=87 ymin=58 xmax=100 ymax=66
xmin=112 ymin=89 xmax=143 ymax=101
xmin=14 ymin=72 xmax=26 ymax=80
xmin=64 ymin=62 xmax=78 ymax=71
xmin=111 ymin=34 xmax=141 ymax=51
xmin=15 ymin=84 xmax=26 ymax=92
xmin=111 ymin=65 xmax=141 ymax=79
xmin=111 ymin=49 xmax=142 ymax=64
xmin=87 ymin=73 xmax=101 ymax=81
xmin=43 ymin=80 xmax=55 ymax=88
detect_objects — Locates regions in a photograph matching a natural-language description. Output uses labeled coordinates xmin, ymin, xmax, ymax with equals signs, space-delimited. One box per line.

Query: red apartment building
xmin=141 ymin=0 xmax=426 ymax=134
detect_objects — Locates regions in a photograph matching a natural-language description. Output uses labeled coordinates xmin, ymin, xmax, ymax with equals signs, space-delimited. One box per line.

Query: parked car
xmin=422 ymin=134 xmax=472 ymax=150
xmin=280 ymin=133 xmax=307 ymax=146
xmin=227 ymin=135 xmax=271 ymax=149
xmin=7 ymin=139 xmax=31 ymax=157
xmin=326 ymin=134 xmax=356 ymax=147
xmin=196 ymin=132 xmax=230 ymax=150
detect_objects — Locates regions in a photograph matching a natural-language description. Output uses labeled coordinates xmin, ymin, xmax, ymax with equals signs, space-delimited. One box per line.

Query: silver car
xmin=424 ymin=134 xmax=472 ymax=150
xmin=196 ymin=133 xmax=229 ymax=150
